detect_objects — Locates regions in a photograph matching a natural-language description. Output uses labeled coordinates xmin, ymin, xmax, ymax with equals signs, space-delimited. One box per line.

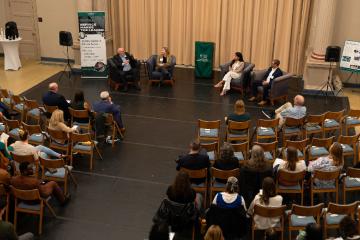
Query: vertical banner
xmin=78 ymin=11 xmax=107 ymax=78
xmin=195 ymin=41 xmax=214 ymax=78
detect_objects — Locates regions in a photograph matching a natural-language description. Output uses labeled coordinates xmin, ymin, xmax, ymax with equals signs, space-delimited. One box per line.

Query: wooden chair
xmin=231 ymin=141 xmax=249 ymax=164
xmin=310 ymin=169 xmax=340 ymax=205
xmin=11 ymin=186 xmax=56 ymax=235
xmin=180 ymin=168 xmax=208 ymax=207
xmin=0 ymin=88 xmax=12 ymax=109
xmin=11 ymin=152 xmax=39 ymax=178
xmin=323 ymin=110 xmax=345 ymax=137
xmin=11 ymin=95 xmax=25 ymax=121
xmin=39 ymin=156 xmax=77 ymax=195
xmin=343 ymin=109 xmax=360 ymax=135
xmin=287 ymin=203 xmax=324 ymax=240
xmin=103 ymin=113 xmax=124 ymax=147
xmin=323 ymin=202 xmax=358 ymax=238
xmin=24 ymin=98 xmax=41 ymax=124
xmin=200 ymin=142 xmax=218 ymax=163
xmin=305 ymin=113 xmax=325 ymax=139
xmin=281 ymin=117 xmax=305 ymax=143
xmin=252 ymin=204 xmax=286 ymax=240
xmin=197 ymin=119 xmax=221 ymax=152
xmin=337 ymin=134 xmax=359 ymax=166
xmin=254 ymin=141 xmax=278 ymax=162
xmin=0 ymin=184 xmax=9 ymax=221
xmin=22 ymin=122 xmax=45 ymax=146
xmin=210 ymin=167 xmax=240 ymax=200
xmin=43 ymin=104 xmax=58 ymax=127
xmin=281 ymin=139 xmax=308 ymax=161
xmin=255 ymin=118 xmax=279 ymax=142
xmin=276 ymin=170 xmax=306 ymax=205
xmin=47 ymin=128 xmax=70 ymax=155
xmin=226 ymin=120 xmax=250 ymax=143
xmin=69 ymin=107 xmax=91 ymax=132
xmin=2 ymin=116 xmax=21 ymax=140
xmin=307 ymin=136 xmax=334 ymax=161
xmin=70 ymin=132 xmax=103 ymax=170
xmin=342 ymin=167 xmax=360 ymax=204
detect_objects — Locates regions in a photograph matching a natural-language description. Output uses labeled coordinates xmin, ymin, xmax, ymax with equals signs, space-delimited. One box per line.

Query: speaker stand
xmin=57 ymin=46 xmax=73 ymax=82
xmin=318 ymin=61 xmax=335 ymax=104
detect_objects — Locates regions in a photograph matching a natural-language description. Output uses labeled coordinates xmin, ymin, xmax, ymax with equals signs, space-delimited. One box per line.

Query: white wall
xmin=0 ymin=0 xmax=6 ymax=53
xmin=36 ymin=0 xmax=77 ymax=60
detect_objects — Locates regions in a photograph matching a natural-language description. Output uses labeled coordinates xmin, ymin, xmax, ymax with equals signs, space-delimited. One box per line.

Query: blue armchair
xmin=146 ymin=54 xmax=176 ymax=86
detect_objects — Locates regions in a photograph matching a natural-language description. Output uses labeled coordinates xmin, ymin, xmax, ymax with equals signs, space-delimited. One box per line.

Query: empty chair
xmin=323 ymin=110 xmax=345 ymax=136
xmin=197 ymin=119 xmax=221 ymax=151
xmin=276 ymin=170 xmax=306 ymax=205
xmin=342 ymin=167 xmax=360 ymax=203
xmin=254 ymin=141 xmax=278 ymax=162
xmin=343 ymin=109 xmax=360 ymax=135
xmin=225 ymin=120 xmax=250 ymax=143
xmin=287 ymin=203 xmax=324 ymax=240
xmin=256 ymin=118 xmax=279 ymax=142
xmin=305 ymin=113 xmax=325 ymax=139
xmin=22 ymin=122 xmax=45 ymax=146
xmin=308 ymin=136 xmax=334 ymax=161
xmin=2 ymin=116 xmax=21 ymax=140
xmin=11 ymin=95 xmax=25 ymax=121
xmin=337 ymin=134 xmax=359 ymax=166
xmin=24 ymin=98 xmax=41 ymax=124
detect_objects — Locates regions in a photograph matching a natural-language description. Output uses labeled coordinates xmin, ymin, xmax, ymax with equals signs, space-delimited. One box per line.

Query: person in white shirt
xmin=273 ymin=146 xmax=307 ymax=172
xmin=247 ymin=177 xmax=283 ymax=230
xmin=214 ymin=52 xmax=245 ymax=96
xmin=249 ymin=59 xmax=283 ymax=106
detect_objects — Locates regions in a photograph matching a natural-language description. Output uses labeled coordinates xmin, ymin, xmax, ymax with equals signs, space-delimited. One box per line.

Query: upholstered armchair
xmin=146 ymin=54 xmax=176 ymax=86
xmin=251 ymin=69 xmax=295 ymax=105
xmin=107 ymin=57 xmax=141 ymax=90
xmin=219 ymin=61 xmax=255 ymax=95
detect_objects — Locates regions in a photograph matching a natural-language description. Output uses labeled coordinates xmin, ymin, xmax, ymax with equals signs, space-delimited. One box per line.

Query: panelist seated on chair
xmin=92 ymin=91 xmax=125 ymax=134
xmin=249 ymin=59 xmax=283 ymax=106
xmin=214 ymin=52 xmax=245 ymax=96
xmin=155 ymin=47 xmax=175 ymax=83
xmin=10 ymin=162 xmax=70 ymax=206
xmin=111 ymin=47 xmax=141 ymax=92
xmin=42 ymin=82 xmax=70 ymax=120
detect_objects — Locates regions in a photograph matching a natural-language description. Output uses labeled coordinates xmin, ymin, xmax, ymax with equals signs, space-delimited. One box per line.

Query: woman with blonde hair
xmin=156 ymin=47 xmax=174 ymax=83
xmin=225 ymin=99 xmax=250 ymax=124
xmin=48 ymin=109 xmax=78 ymax=143
xmin=204 ymin=225 xmax=224 ymax=240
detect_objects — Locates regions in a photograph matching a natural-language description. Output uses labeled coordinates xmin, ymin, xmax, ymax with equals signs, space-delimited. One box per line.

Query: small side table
xmin=0 ymin=37 xmax=22 ymax=70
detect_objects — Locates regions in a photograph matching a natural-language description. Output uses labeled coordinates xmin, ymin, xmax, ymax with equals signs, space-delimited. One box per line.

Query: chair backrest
xmin=70 ymin=132 xmax=92 ymax=144
xmin=327 ymin=202 xmax=358 ymax=216
xmin=231 ymin=141 xmax=249 ymax=159
xmin=257 ymin=118 xmax=279 ymax=128
xmin=180 ymin=168 xmax=207 ymax=179
xmin=277 ymin=170 xmax=305 ymax=185
xmin=198 ymin=119 xmax=221 ymax=129
xmin=11 ymin=95 xmax=22 ymax=105
xmin=346 ymin=167 xmax=360 ymax=178
xmin=291 ymin=203 xmax=324 ymax=217
xmin=313 ymin=169 xmax=340 ymax=181
xmin=11 ymin=152 xmax=36 ymax=164
xmin=311 ymin=136 xmax=334 ymax=148
xmin=307 ymin=114 xmax=325 ymax=125
xmin=211 ymin=167 xmax=240 ymax=182
xmin=284 ymin=139 xmax=308 ymax=152
xmin=254 ymin=204 xmax=286 ymax=218
xmin=348 ymin=109 xmax=360 ymax=118
xmin=146 ymin=55 xmax=157 ymax=73
xmin=228 ymin=120 xmax=250 ymax=132
xmin=338 ymin=134 xmax=359 ymax=145
xmin=325 ymin=110 xmax=345 ymax=121
xmin=283 ymin=117 xmax=305 ymax=128
xmin=11 ymin=186 xmax=41 ymax=201
xmin=44 ymin=104 xmax=58 ymax=114
xmin=0 ymin=184 xmax=7 ymax=195
xmin=22 ymin=122 xmax=42 ymax=135
xmin=254 ymin=141 xmax=278 ymax=154
xmin=0 ymin=89 xmax=10 ymax=98
xmin=39 ymin=155 xmax=65 ymax=169
xmin=47 ymin=128 xmax=68 ymax=142
xmin=69 ymin=107 xmax=89 ymax=119
xmin=24 ymin=98 xmax=39 ymax=109
xmin=3 ymin=116 xmax=20 ymax=129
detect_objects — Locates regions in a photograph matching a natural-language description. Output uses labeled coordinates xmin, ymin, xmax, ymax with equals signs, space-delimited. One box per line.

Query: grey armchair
xmin=147 ymin=54 xmax=176 ymax=86
xmin=251 ymin=69 xmax=295 ymax=105
xmin=219 ymin=61 xmax=255 ymax=96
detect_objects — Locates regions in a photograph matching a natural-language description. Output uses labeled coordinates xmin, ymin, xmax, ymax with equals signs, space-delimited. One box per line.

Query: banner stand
xmin=195 ymin=41 xmax=214 ymax=79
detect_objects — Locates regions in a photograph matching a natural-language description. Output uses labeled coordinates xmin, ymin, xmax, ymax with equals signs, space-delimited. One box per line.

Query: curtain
xmin=110 ymin=0 xmax=311 ymax=74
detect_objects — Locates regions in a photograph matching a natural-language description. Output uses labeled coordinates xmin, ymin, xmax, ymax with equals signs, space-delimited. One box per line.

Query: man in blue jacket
xmin=42 ymin=82 xmax=70 ymax=120
xmin=248 ymin=59 xmax=283 ymax=106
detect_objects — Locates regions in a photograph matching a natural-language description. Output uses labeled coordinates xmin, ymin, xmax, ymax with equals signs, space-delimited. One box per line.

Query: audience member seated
xmin=265 ymin=228 xmax=279 ymax=240
xmin=249 ymin=59 xmax=283 ymax=106
xmin=10 ymin=162 xmax=70 ymax=205
xmin=42 ymin=82 xmax=70 ymax=120
xmin=48 ymin=109 xmax=78 ymax=143
xmin=213 ymin=143 xmax=240 ymax=182
xmin=225 ymin=99 xmax=251 ymax=124
xmin=0 ymin=102 xmax=10 ymax=119
xmin=155 ymin=47 xmax=175 ymax=84
xmin=10 ymin=129 xmax=63 ymax=160
xmin=176 ymin=140 xmax=210 ymax=171
xmin=92 ymin=91 xmax=125 ymax=134
xmin=0 ymin=198 xmax=34 ymax=240
xmin=331 ymin=216 xmax=360 ymax=240
xmin=214 ymin=52 xmax=245 ymax=96
xmin=273 ymin=146 xmax=306 ymax=173
xmin=148 ymin=222 xmax=169 ymax=240
xmin=70 ymin=90 xmax=92 ymax=124
xmin=204 ymin=225 xmax=224 ymax=240
xmin=240 ymin=145 xmax=273 ymax=205
xmin=247 ymin=177 xmax=283 ymax=230
xmin=207 ymin=177 xmax=248 ymax=239
xmin=296 ymin=223 xmax=323 ymax=240
xmin=307 ymin=142 xmax=343 ymax=188
xmin=0 ymin=137 xmax=13 ymax=160
xmin=112 ymin=47 xmax=141 ymax=91
xmin=263 ymin=95 xmax=306 ymax=127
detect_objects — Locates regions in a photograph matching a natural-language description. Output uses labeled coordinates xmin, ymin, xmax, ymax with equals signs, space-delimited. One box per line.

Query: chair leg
xmin=90 ymin=151 xmax=93 ymax=170
xmin=95 ymin=144 xmax=103 ymax=160
xmin=39 ymin=211 xmax=43 ymax=235
xmin=252 ymin=227 xmax=254 ymax=240
xmin=64 ymin=178 xmax=68 ymax=196
xmin=68 ymin=171 xmax=78 ymax=187
xmin=14 ymin=209 xmax=17 ymax=231
xmin=45 ymin=201 xmax=57 ymax=217
xmin=289 ymin=229 xmax=291 ymax=240
xmin=311 ymin=191 xmax=314 ymax=206
xmin=112 ymin=126 xmax=115 ymax=147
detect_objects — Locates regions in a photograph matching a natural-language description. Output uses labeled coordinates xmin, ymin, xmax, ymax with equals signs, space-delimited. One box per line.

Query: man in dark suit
xmin=92 ymin=91 xmax=125 ymax=134
xmin=112 ymin=47 xmax=141 ymax=92
xmin=249 ymin=59 xmax=283 ymax=106
xmin=42 ymin=82 xmax=70 ymax=120
xmin=176 ymin=140 xmax=210 ymax=171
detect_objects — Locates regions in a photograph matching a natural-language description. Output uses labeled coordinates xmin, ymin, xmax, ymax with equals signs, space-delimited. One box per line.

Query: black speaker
xmin=325 ymin=46 xmax=341 ymax=62
xmin=59 ymin=31 xmax=73 ymax=46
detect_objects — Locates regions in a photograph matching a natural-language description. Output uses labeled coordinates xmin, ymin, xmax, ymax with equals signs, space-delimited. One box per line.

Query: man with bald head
xmin=42 ymin=82 xmax=70 ymax=120
xmin=112 ymin=47 xmax=140 ymax=91
xmin=272 ymin=94 xmax=306 ymax=127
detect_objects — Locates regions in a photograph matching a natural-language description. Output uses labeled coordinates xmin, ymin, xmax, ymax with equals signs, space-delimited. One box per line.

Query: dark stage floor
xmin=19 ymin=67 xmax=349 ymax=239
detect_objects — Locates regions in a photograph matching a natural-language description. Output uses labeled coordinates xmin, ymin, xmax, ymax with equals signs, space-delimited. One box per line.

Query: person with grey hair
xmin=212 ymin=176 xmax=246 ymax=209
xmin=92 ymin=91 xmax=125 ymax=133
xmin=42 ymin=82 xmax=70 ymax=120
